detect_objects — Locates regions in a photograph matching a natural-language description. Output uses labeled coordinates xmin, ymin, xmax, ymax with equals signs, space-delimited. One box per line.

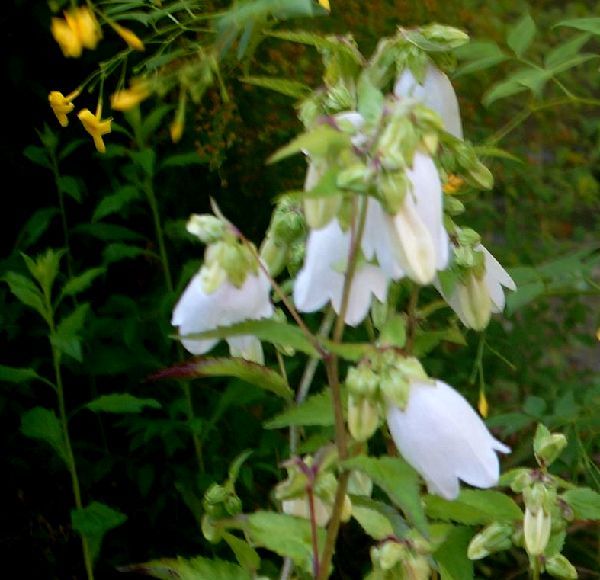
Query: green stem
xmin=317 ymin=197 xmax=368 ymax=580
xmin=50 ymin=149 xmax=74 ymax=280
xmin=51 ymin=340 xmax=95 ymax=580
xmin=531 ymin=556 xmax=541 ymax=580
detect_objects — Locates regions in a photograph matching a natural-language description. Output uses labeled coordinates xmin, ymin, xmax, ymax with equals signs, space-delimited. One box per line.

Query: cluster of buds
xmin=370 ymin=532 xmax=431 ymax=579
xmin=201 ymin=481 xmax=243 ymax=543
xmin=274 ymin=447 xmax=351 ymax=527
xmin=259 ymin=198 xmax=306 ymax=277
xmin=346 ymin=350 xmax=428 ymax=442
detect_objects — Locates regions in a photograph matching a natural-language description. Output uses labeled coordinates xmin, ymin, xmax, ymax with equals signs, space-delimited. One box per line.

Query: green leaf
xmin=21 ymin=407 xmax=69 ymax=466
xmin=555 ymin=17 xmax=600 ymax=35
xmin=546 ymin=53 xmax=598 ymax=74
xmin=561 ymin=488 xmax=600 ymax=520
xmin=482 ymin=73 xmax=529 ymax=107
xmin=0 ymin=364 xmax=42 ymax=384
xmin=544 ymin=33 xmax=591 ymax=69
xmin=379 ymin=315 xmax=407 ymax=348
xmin=103 ymin=243 xmax=148 ymax=264
xmin=73 ymin=222 xmax=145 ymax=242
xmin=139 ymin=105 xmax=173 ymax=143
xmin=61 ymin=267 xmax=105 ymax=298
xmin=241 ymin=76 xmax=311 ymax=98
xmin=434 ymin=526 xmax=475 ymax=580
xmin=129 ymin=148 xmax=156 ymax=176
xmin=264 ymin=390 xmax=333 ymax=428
xmin=86 ymin=394 xmax=161 ymax=414
xmin=71 ymin=502 xmax=127 ymax=562
xmin=181 ymin=319 xmax=318 ymax=357
xmin=351 ymin=505 xmax=394 ymax=540
xmin=16 ymin=207 xmax=59 ymax=249
xmin=52 ymin=303 xmax=90 ymax=362
xmin=424 ymin=490 xmax=523 ymax=525
xmin=92 ymin=186 xmax=140 ymax=222
xmin=160 ymin=151 xmax=207 ymax=169
xmin=343 ymin=456 xmax=427 ymax=534
xmin=248 ymin=511 xmax=325 ymax=570
xmin=507 ymin=13 xmax=536 ymax=57
xmin=268 ymin=124 xmax=351 ymax=164
xmin=58 ymin=175 xmax=83 ymax=202
xmin=158 ymin=357 xmax=293 ymax=400
xmin=322 ymin=340 xmax=371 ymax=361
xmin=121 ymin=555 xmax=251 ymax=579
xmin=22 ymin=249 xmax=63 ymax=299
xmin=3 ymin=271 xmax=49 ymax=323
xmin=222 ymin=532 xmax=260 ymax=573
xmin=454 ymin=41 xmax=509 ymax=76
xmin=23 ymin=145 xmax=51 ymax=169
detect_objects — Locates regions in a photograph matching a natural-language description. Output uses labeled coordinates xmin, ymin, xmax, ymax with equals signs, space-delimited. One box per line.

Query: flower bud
xmin=379 ymin=171 xmax=408 ymax=214
xmin=201 ymin=514 xmax=222 ymax=543
xmin=403 ymin=553 xmax=430 ymax=580
xmin=259 ymin=235 xmax=287 ymax=277
xmin=346 ymin=365 xmax=379 ymax=397
xmin=282 ymin=496 xmax=331 ymax=527
xmin=545 ymin=554 xmax=578 ymax=579
xmin=523 ymin=506 xmax=552 ymax=556
xmin=455 ymin=273 xmax=492 ymax=331
xmin=187 ymin=214 xmax=226 ymax=243
xmin=336 ymin=163 xmax=372 ymax=192
xmin=199 ymin=260 xmax=227 ymax=294
xmin=509 ymin=469 xmax=533 ymax=493
xmin=457 ymin=228 xmax=481 ymax=247
xmin=375 ymin=541 xmax=406 ymax=571
xmin=348 ymin=395 xmax=380 ymax=442
xmin=271 ymin=207 xmax=305 ymax=244
xmin=467 ymin=522 xmax=513 ymax=560
xmin=534 ymin=424 xmax=567 ymax=467
xmin=225 ymin=494 xmax=242 ymax=516
xmin=380 ymin=370 xmax=410 ymax=410
xmin=444 ymin=196 xmax=465 ymax=216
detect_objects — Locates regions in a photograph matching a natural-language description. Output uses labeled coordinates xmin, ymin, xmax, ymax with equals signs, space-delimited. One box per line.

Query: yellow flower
xmin=170 ymin=119 xmax=184 ymax=144
xmin=51 ymin=16 xmax=82 ymax=57
xmin=110 ymin=80 xmax=150 ymax=111
xmin=319 ymin=0 xmax=330 ymax=10
xmin=48 ymin=89 xmax=80 ymax=127
xmin=442 ymin=174 xmax=465 ymax=194
xmin=51 ymin=6 xmax=101 ymax=57
xmin=78 ymin=107 xmax=112 ymax=153
xmin=478 ymin=390 xmax=489 ymax=418
xmin=112 ymin=23 xmax=145 ymax=51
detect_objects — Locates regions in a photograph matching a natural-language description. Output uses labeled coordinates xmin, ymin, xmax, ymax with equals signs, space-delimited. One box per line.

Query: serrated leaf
xmin=424 ymin=490 xmax=522 ymax=525
xmin=52 ymin=303 xmax=90 ymax=362
xmin=71 ymin=502 xmax=127 ymax=562
xmin=351 ymin=505 xmax=394 ymax=540
xmin=561 ymin=488 xmax=600 ymax=520
xmin=121 ymin=555 xmax=251 ymax=579
xmin=265 ymin=390 xmax=333 ymax=428
xmin=92 ymin=186 xmax=140 ymax=222
xmin=86 ymin=394 xmax=161 ymax=414
xmin=248 ymin=511 xmax=325 ymax=570
xmin=180 ymin=319 xmax=318 ymax=357
xmin=343 ymin=456 xmax=427 ymax=534
xmin=507 ymin=14 xmax=536 ymax=57
xmin=268 ymin=124 xmax=351 ymax=164
xmin=22 ymin=249 xmax=63 ymax=299
xmin=61 ymin=267 xmax=105 ymax=298
xmin=222 ymin=532 xmax=260 ymax=573
xmin=555 ymin=17 xmax=600 ymax=35
xmin=154 ymin=357 xmax=293 ymax=400
xmin=21 ymin=407 xmax=69 ymax=466
xmin=241 ymin=76 xmax=311 ymax=98
xmin=0 ymin=364 xmax=42 ymax=384
xmin=434 ymin=526 xmax=475 ymax=580
xmin=3 ymin=271 xmax=49 ymax=323
xmin=544 ymin=33 xmax=591 ymax=69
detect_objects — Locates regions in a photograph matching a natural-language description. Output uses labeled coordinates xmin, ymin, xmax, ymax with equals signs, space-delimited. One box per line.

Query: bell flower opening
xmin=78 ymin=107 xmax=112 ymax=153
xmin=49 ymin=89 xmax=80 ymax=127
xmin=386 ymin=379 xmax=510 ymax=499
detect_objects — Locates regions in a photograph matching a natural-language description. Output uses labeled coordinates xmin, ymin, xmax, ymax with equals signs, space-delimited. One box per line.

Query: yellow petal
xmin=51 ymin=17 xmax=82 ymax=57
xmin=113 ymin=23 xmax=145 ymax=51
xmin=73 ymin=7 xmax=102 ymax=50
xmin=110 ymin=82 xmax=150 ymax=111
xmin=478 ymin=390 xmax=489 ymax=418
xmin=49 ymin=91 xmax=75 ymax=127
xmin=318 ymin=0 xmax=330 ymax=10
xmin=78 ymin=109 xmax=112 ymax=153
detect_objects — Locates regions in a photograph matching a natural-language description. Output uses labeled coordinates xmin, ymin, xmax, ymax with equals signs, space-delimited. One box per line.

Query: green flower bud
xmin=509 ymin=469 xmax=533 ymax=493
xmin=534 ymin=424 xmax=567 ymax=467
xmin=455 ymin=273 xmax=492 ymax=331
xmin=456 ymin=228 xmax=481 ymax=247
xmin=287 ymin=240 xmax=305 ymax=277
xmin=376 ymin=542 xmax=406 ymax=571
xmin=467 ymin=522 xmax=514 ymax=560
xmin=315 ymin=472 xmax=338 ymax=504
xmin=346 ymin=365 xmax=379 ymax=396
xmin=379 ymin=170 xmax=408 ymax=214
xmin=444 ymin=196 xmax=465 ymax=216
xmin=225 ymin=494 xmax=242 ymax=516
xmin=545 ymin=554 xmax=578 ymax=579
xmin=403 ymin=553 xmax=430 ymax=580
xmin=337 ymin=163 xmax=373 ymax=192
xmin=187 ymin=214 xmax=226 ymax=243
xmin=201 ymin=514 xmax=222 ymax=543
xmin=259 ymin=235 xmax=287 ymax=277
xmin=380 ymin=369 xmax=410 ymax=410
xmin=524 ymin=483 xmax=547 ymax=513
xmin=348 ymin=395 xmax=380 ymax=442
xmin=453 ymin=246 xmax=475 ymax=268
xmin=421 ymin=133 xmax=438 ymax=156
xmin=204 ymin=483 xmax=228 ymax=506
xmin=523 ymin=506 xmax=552 ymax=556
xmin=420 ymin=24 xmax=470 ymax=48
xmin=393 ymin=356 xmax=428 ymax=381
xmin=271 ymin=203 xmax=305 ymax=243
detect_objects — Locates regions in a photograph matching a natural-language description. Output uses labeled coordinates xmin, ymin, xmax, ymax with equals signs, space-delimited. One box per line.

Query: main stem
xmin=317 ymin=198 xmax=368 ymax=580
xmin=51 ymin=342 xmax=94 ymax=580
xmin=143 ymin=175 xmax=204 ymax=471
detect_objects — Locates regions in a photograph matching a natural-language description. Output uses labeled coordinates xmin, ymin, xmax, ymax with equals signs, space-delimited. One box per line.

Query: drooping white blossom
xmin=293 ymin=218 xmax=388 ymax=326
xmin=438 ymin=245 xmax=516 ymax=330
xmin=172 ymin=267 xmax=273 ymax=363
xmin=394 ymin=64 xmax=463 ymax=139
xmin=386 ymin=379 xmax=510 ymax=499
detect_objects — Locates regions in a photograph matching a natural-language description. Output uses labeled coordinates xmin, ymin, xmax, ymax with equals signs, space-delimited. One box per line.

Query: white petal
xmin=336 ymin=265 xmax=389 ymax=327
xmin=386 ymin=380 xmax=510 ymax=500
xmin=479 ymin=245 xmax=516 ymax=312
xmin=227 ymin=335 xmax=265 ymax=364
xmin=394 ymin=65 xmax=463 ymax=139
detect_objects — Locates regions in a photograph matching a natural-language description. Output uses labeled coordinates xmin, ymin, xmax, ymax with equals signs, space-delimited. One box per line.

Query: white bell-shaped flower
xmin=394 ymin=64 xmax=463 ymax=139
xmin=293 ymin=218 xmax=388 ymax=326
xmin=172 ymin=267 xmax=273 ymax=364
xmin=386 ymin=379 xmax=510 ymax=500
xmin=439 ymin=245 xmax=516 ymax=330
xmin=389 ymin=152 xmax=449 ymax=285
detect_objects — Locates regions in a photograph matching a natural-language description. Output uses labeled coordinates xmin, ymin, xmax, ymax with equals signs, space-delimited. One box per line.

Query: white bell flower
xmin=394 ymin=64 xmax=463 ymax=139
xmin=172 ymin=267 xmax=273 ymax=364
xmin=293 ymin=218 xmax=388 ymax=326
xmin=386 ymin=379 xmax=510 ymax=500
xmin=438 ymin=245 xmax=516 ymax=330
